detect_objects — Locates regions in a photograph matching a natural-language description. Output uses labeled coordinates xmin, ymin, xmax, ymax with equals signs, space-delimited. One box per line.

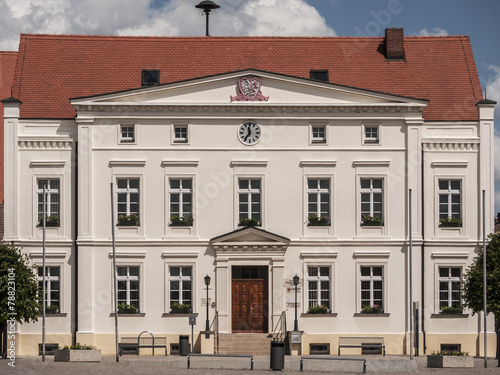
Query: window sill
xmin=162 ymin=312 xmax=199 ymax=318
xmin=37 ymin=313 xmax=67 ymax=317
xmin=307 ymin=224 xmax=331 ymax=227
xmin=37 ymin=224 xmax=60 ymax=228
xmin=169 ymin=223 xmax=193 ymax=227
xmin=353 ymin=313 xmax=390 ymax=317
xmin=430 ymin=313 xmax=469 ymax=319
xmin=117 ymin=223 xmax=140 ymax=227
xmin=301 ymin=313 xmax=337 ymax=317
xmin=109 ymin=313 xmax=146 ymax=317
xmin=360 ymin=224 xmax=384 ymax=227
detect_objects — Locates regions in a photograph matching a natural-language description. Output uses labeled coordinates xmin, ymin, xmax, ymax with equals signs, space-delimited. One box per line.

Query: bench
xmin=338 ymin=337 xmax=385 ymax=356
xmin=119 ymin=331 xmax=167 ymax=356
xmin=300 ymin=356 xmax=367 ymax=373
xmin=187 ymin=354 xmax=254 ymax=370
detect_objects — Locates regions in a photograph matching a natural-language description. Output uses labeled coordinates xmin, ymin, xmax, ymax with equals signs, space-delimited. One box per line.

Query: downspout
xmin=421 ymin=148 xmax=426 ymax=354
xmin=73 ymin=142 xmax=78 ymax=346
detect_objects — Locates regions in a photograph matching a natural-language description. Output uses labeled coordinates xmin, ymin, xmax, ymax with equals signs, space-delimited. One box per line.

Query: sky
xmin=1 ymin=0 xmax=500 ymax=211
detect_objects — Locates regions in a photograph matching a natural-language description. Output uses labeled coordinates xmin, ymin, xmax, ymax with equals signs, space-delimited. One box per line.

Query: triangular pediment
xmin=211 ymin=226 xmax=289 ymax=252
xmin=71 ymin=69 xmax=428 ymax=108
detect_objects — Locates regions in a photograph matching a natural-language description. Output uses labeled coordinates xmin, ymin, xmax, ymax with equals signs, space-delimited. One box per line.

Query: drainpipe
xmin=421 ymin=148 xmax=426 ymax=354
xmin=73 ymin=142 xmax=78 ymax=346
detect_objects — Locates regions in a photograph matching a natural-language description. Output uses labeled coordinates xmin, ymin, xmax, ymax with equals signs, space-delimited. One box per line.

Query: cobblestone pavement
xmin=1 ymin=355 xmax=499 ymax=375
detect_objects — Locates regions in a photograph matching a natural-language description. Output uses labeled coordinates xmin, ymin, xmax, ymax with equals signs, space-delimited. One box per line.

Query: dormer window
xmin=310 ymin=70 xmax=329 ymax=82
xmin=142 ymin=70 xmax=160 ymax=86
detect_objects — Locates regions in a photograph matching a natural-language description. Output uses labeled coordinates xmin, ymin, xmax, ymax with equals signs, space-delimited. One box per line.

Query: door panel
xmin=232 ymin=278 xmax=266 ymax=332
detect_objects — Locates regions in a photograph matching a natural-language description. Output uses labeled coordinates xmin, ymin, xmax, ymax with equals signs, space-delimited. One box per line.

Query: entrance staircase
xmin=217 ymin=333 xmax=273 ymax=355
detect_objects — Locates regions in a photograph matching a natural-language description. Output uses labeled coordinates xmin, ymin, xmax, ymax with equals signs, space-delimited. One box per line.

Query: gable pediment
xmin=211 ymin=226 xmax=289 ymax=252
xmin=71 ymin=69 xmax=428 ymax=111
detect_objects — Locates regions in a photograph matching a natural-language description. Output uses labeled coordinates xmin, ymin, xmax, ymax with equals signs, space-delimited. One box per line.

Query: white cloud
xmin=0 ymin=0 xmax=335 ymax=50
xmin=415 ymin=27 xmax=449 ymax=37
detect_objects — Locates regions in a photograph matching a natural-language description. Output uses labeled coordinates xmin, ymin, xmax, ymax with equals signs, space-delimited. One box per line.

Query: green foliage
xmin=170 ymin=302 xmax=191 ymax=313
xmin=361 ymin=215 xmax=382 ymax=226
xmin=439 ymin=217 xmax=462 ymax=227
xmin=307 ymin=305 xmax=329 ymax=314
xmin=361 ymin=304 xmax=383 ymax=314
xmin=239 ymin=218 xmax=259 ymax=227
xmin=170 ymin=215 xmax=194 ymax=226
xmin=38 ymin=215 xmax=60 ymax=226
xmin=60 ymin=343 xmax=97 ymax=350
xmin=440 ymin=306 xmax=462 ymax=314
xmin=0 ymin=244 xmax=41 ymax=324
xmin=461 ymin=232 xmax=500 ymax=317
xmin=307 ymin=214 xmax=330 ymax=226
xmin=117 ymin=214 xmax=139 ymax=225
xmin=117 ymin=303 xmax=138 ymax=314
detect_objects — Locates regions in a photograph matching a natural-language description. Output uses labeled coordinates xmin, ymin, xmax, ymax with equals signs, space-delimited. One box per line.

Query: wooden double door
xmin=231 ymin=266 xmax=268 ymax=333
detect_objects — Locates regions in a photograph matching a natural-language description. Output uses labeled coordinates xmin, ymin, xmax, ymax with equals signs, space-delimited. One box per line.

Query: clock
xmin=238 ymin=121 xmax=261 ymax=145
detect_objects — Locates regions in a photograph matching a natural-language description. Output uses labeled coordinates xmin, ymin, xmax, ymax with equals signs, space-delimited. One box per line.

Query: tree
xmin=462 ymin=232 xmax=500 ymax=362
xmin=1 ymin=244 xmax=41 ymax=359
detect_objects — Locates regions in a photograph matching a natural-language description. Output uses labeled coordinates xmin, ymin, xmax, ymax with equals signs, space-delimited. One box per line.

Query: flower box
xmin=117 ymin=214 xmax=139 ymax=226
xmin=45 ymin=304 xmax=60 ymax=314
xmin=38 ymin=215 xmax=60 ymax=227
xmin=55 ymin=349 xmax=101 ymax=362
xmin=361 ymin=304 xmax=383 ymax=314
xmin=170 ymin=215 xmax=193 ymax=226
xmin=439 ymin=217 xmax=462 ymax=227
xmin=239 ymin=218 xmax=260 ymax=227
xmin=440 ymin=306 xmax=462 ymax=315
xmin=170 ymin=302 xmax=191 ymax=314
xmin=308 ymin=305 xmax=329 ymax=314
xmin=118 ymin=303 xmax=139 ymax=314
xmin=427 ymin=354 xmax=473 ymax=368
xmin=361 ymin=215 xmax=383 ymax=226
xmin=307 ymin=214 xmax=330 ymax=227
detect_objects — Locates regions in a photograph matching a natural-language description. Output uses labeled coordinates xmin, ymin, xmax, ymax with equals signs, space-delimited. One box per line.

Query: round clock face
xmin=238 ymin=122 xmax=261 ymax=145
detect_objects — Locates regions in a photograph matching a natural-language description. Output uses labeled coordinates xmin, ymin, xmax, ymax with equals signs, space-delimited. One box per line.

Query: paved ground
xmin=1 ymin=355 xmax=499 ymax=374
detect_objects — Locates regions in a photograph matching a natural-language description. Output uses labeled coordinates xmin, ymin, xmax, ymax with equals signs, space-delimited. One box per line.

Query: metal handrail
xmin=210 ymin=311 xmax=219 ymax=354
xmin=272 ymin=311 xmax=287 ymax=342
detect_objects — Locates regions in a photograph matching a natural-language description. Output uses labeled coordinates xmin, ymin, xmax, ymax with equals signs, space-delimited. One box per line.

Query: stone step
xmin=216 ymin=333 xmax=274 ymax=355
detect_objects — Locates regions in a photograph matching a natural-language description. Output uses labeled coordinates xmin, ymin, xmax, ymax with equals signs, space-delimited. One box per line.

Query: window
xmin=169 ymin=179 xmax=193 ymax=224
xmin=360 ymin=178 xmax=383 ymax=224
xmin=38 ymin=266 xmax=60 ymax=312
xmin=307 ymin=266 xmax=331 ymax=311
xmin=311 ymin=125 xmax=326 ymax=143
xmin=360 ymin=266 xmax=383 ymax=309
xmin=173 ymin=125 xmax=188 ymax=143
xmin=37 ymin=179 xmax=60 ymax=226
xmin=307 ymin=179 xmax=330 ymax=225
xmin=169 ymin=266 xmax=192 ymax=311
xmin=238 ymin=179 xmax=261 ymax=225
xmin=438 ymin=180 xmax=461 ymax=221
xmin=310 ymin=70 xmax=329 ymax=82
xmin=142 ymin=69 xmax=160 ymax=86
xmin=117 ymin=266 xmax=140 ymax=311
xmin=364 ymin=126 xmax=379 ymax=144
xmin=120 ymin=125 xmax=135 ymax=143
xmin=116 ymin=178 xmax=140 ymax=224
xmin=438 ymin=267 xmax=461 ymax=310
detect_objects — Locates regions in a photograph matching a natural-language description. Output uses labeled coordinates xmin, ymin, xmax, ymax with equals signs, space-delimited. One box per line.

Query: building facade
xmin=2 ymin=29 xmax=497 ymax=356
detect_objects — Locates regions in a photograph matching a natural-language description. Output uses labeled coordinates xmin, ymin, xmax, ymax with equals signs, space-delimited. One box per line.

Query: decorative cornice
xmin=161 ymin=160 xmax=199 ymax=167
xmin=72 ymin=103 xmax=426 ymax=115
xmin=29 ymin=161 xmax=66 ymax=168
xmin=230 ymin=160 xmax=268 ymax=167
xmin=300 ymin=161 xmax=337 ymax=167
xmin=423 ymin=140 xmax=478 ymax=152
xmin=352 ymin=161 xmax=390 ymax=167
xmin=213 ymin=244 xmax=287 ymax=252
xmin=108 ymin=160 xmax=146 ymax=167
xmin=431 ymin=161 xmax=468 ymax=168
xmin=29 ymin=251 xmax=67 ymax=259
xmin=19 ymin=138 xmax=72 ymax=150
xmin=300 ymin=251 xmax=338 ymax=259
xmin=161 ymin=251 xmax=199 ymax=258
xmin=107 ymin=251 xmax=146 ymax=258
xmin=431 ymin=252 xmax=469 ymax=259
xmin=353 ymin=251 xmax=390 ymax=258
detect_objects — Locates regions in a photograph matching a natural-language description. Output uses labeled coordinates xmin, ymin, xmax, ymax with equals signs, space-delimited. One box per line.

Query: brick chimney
xmin=385 ymin=28 xmax=405 ymax=60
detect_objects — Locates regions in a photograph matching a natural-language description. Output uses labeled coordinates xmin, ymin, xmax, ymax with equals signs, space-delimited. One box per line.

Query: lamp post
xmin=293 ymin=274 xmax=300 ymax=331
xmin=204 ymin=275 xmax=211 ymax=337
xmin=195 ymin=1 xmax=220 ymax=37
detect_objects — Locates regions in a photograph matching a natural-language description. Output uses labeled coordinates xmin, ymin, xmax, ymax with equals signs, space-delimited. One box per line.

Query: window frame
xmin=363 ymin=124 xmax=381 ymax=145
xmin=116 ymin=265 xmax=142 ymax=313
xmin=360 ymin=177 xmax=384 ymax=225
xmin=36 ymin=178 xmax=61 ymax=227
xmin=306 ymin=265 xmax=332 ymax=312
xmin=141 ymin=69 xmax=160 ymax=86
xmin=307 ymin=178 xmax=331 ymax=225
xmin=169 ymin=178 xmax=193 ymax=223
xmin=37 ymin=265 xmax=62 ymax=312
xmin=309 ymin=122 xmax=328 ymax=145
xmin=116 ymin=177 xmax=141 ymax=225
xmin=309 ymin=70 xmax=329 ymax=82
xmin=164 ymin=259 xmax=197 ymax=315
xmin=168 ymin=266 xmax=194 ymax=311
xmin=119 ymin=124 xmax=136 ymax=144
xmin=437 ymin=266 xmax=462 ymax=311
xmin=356 ymin=261 xmax=388 ymax=313
xmin=171 ymin=123 xmax=190 ymax=145
xmin=438 ymin=179 xmax=462 ymax=221
xmin=237 ymin=177 xmax=263 ymax=226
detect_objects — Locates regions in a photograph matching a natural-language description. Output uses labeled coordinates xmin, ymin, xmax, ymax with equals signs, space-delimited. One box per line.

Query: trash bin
xmin=179 ymin=335 xmax=189 ymax=356
xmin=270 ymin=341 xmax=285 ymax=370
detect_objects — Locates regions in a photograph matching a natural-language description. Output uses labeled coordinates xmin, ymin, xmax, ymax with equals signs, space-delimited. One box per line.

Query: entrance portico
xmin=210 ymin=227 xmax=290 ymax=334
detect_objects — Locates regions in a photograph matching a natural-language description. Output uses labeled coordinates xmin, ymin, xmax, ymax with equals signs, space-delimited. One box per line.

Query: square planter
xmin=54 ymin=349 xmax=101 ymax=362
xmin=427 ymin=355 xmax=473 ymax=368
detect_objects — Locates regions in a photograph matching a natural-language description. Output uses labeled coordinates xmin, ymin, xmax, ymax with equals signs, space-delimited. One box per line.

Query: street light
xmin=204 ymin=275 xmax=211 ymax=337
xmin=195 ymin=1 xmax=220 ymax=37
xmin=293 ymin=274 xmax=300 ymax=331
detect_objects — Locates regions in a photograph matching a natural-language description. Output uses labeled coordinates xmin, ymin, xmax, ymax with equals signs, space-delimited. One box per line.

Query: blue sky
xmin=1 ymin=0 xmax=499 ymax=211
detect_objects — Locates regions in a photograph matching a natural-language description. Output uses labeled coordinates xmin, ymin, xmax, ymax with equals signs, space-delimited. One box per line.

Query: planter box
xmin=427 ymin=355 xmax=473 ymax=368
xmin=54 ymin=349 xmax=101 ymax=362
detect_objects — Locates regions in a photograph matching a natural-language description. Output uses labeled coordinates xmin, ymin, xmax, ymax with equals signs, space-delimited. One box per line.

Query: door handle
xmin=250 ymin=306 xmax=254 ymax=313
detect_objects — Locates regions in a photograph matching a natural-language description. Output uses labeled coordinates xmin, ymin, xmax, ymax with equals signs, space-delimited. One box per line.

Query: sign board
xmin=201 ymin=298 xmax=212 ymax=306
xmin=291 ymin=332 xmax=302 ymax=343
xmin=189 ymin=315 xmax=196 ymax=325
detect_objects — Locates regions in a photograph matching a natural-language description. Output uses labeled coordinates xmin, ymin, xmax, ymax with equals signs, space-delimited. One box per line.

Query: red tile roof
xmin=10 ymin=34 xmax=483 ymax=121
xmin=0 ymin=51 xmax=18 ymax=201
